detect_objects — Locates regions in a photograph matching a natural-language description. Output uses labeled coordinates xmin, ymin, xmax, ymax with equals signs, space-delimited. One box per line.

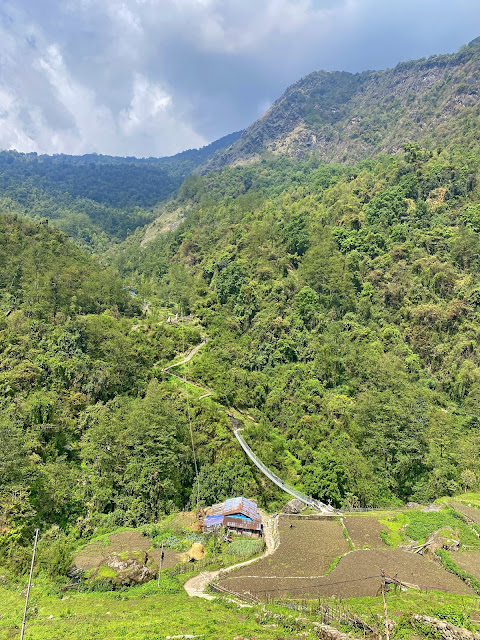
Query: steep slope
xmin=114 ymin=136 xmax=480 ymax=508
xmin=205 ymin=38 xmax=480 ymax=171
xmin=0 ymin=211 xmax=248 ymax=568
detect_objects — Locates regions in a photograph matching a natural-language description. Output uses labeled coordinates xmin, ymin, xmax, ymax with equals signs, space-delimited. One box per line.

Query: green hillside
xmin=0 ymin=131 xmax=241 ymax=251
xmin=205 ymin=37 xmax=480 ymax=171
xmin=5 ymin=38 xmax=480 ymax=616
xmin=113 ymin=139 xmax=480 ymax=508
xmin=0 ymin=213 xmax=243 ymax=571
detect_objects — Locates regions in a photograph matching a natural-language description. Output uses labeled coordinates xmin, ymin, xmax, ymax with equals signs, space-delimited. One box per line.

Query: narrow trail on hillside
xmin=162 ymin=338 xmax=335 ymax=514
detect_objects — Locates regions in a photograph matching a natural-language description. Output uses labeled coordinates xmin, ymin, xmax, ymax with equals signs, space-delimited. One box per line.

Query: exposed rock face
xmin=203 ymin=38 xmax=480 ymax=172
xmin=413 ymin=615 xmax=480 ymax=640
xmin=282 ymin=499 xmax=304 ymax=514
xmin=95 ymin=551 xmax=158 ymax=586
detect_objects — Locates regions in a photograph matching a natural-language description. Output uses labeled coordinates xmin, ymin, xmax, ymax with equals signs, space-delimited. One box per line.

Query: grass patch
xmin=324 ymin=554 xmax=343 ymax=575
xmin=379 ymin=513 xmax=409 ymax=547
xmin=96 ymin=565 xmax=117 ymax=579
xmin=405 ymin=508 xmax=479 ymax=546
xmin=341 ymin=521 xmax=355 ymax=550
xmin=0 ymin=575 xmax=319 ymax=640
xmin=440 ymin=492 xmax=480 ymax=508
xmin=224 ymin=539 xmax=264 ymax=558
xmin=345 ymin=590 xmax=480 ymax=626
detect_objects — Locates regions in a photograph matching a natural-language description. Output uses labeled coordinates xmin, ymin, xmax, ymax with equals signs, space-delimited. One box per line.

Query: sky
xmin=1 ymin=0 xmax=480 ymax=158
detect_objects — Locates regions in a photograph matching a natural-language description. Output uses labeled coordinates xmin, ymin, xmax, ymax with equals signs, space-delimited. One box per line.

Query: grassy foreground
xmin=0 ymin=579 xmax=317 ymax=640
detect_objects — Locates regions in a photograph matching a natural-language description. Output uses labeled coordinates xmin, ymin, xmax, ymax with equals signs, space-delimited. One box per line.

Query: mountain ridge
xmin=203 ymin=37 xmax=480 ymax=172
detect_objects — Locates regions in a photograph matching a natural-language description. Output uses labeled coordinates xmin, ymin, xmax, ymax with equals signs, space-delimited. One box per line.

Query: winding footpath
xmin=184 ymin=512 xmax=278 ymax=600
xmin=162 ymin=338 xmax=335 ymax=596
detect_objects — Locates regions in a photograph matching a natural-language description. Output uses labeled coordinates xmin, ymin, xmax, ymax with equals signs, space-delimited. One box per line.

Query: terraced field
xmin=74 ymin=530 xmax=180 ymax=571
xmin=344 ymin=516 xmax=388 ymax=549
xmin=218 ymin=515 xmax=474 ymax=600
xmin=220 ymin=546 xmax=474 ymax=599
xmin=227 ymin=517 xmax=349 ymax=579
xmin=451 ymin=502 xmax=480 ymax=526
xmin=454 ymin=551 xmax=480 ymax=580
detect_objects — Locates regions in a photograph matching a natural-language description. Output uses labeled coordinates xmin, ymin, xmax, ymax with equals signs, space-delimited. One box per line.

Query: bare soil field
xmin=451 ymin=502 xmax=480 ymax=526
xmin=231 ymin=517 xmax=349 ymax=580
xmin=453 ymin=551 xmax=480 ymax=579
xmin=344 ymin=516 xmax=389 ymax=549
xmin=219 ymin=549 xmax=474 ymax=599
xmin=74 ymin=530 xmax=180 ymax=570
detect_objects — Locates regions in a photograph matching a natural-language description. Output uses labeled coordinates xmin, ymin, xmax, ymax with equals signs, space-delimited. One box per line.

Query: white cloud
xmin=0 ymin=0 xmax=479 ymax=156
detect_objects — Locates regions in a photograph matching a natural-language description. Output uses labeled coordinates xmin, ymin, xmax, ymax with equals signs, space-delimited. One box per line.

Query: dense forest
xmin=4 ymin=40 xmax=480 ymax=579
xmin=113 ymin=140 xmax=480 ymax=511
xmin=0 ymin=214 xmax=248 ymax=571
xmin=0 ymin=131 xmax=241 ymax=251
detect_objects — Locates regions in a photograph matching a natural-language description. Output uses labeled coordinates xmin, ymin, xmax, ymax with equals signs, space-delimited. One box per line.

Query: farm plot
xmin=74 ymin=530 xmax=180 ymax=571
xmin=453 ymin=551 xmax=480 ymax=580
xmin=220 ymin=548 xmax=474 ymax=600
xmin=237 ymin=517 xmax=349 ymax=578
xmin=343 ymin=516 xmax=388 ymax=549
xmin=451 ymin=502 xmax=480 ymax=526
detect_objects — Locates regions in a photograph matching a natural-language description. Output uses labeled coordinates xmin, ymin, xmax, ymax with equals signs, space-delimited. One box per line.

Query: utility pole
xmin=20 ymin=528 xmax=39 ymax=640
xmin=157 ymin=542 xmax=164 ymax=587
xmin=380 ymin=570 xmax=390 ymax=640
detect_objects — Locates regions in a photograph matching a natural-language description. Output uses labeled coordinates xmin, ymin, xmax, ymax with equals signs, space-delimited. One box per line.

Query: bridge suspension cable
xmin=181 ymin=309 xmax=200 ymax=509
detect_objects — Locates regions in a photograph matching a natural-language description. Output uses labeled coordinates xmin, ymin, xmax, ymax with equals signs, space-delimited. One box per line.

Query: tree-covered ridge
xmin=0 ymin=131 xmax=242 ymax=251
xmin=205 ymin=37 xmax=480 ymax=170
xmin=112 ymin=140 xmax=480 ymax=508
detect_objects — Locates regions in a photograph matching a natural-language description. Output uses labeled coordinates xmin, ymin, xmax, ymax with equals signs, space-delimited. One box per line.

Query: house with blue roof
xmin=203 ymin=497 xmax=263 ymax=537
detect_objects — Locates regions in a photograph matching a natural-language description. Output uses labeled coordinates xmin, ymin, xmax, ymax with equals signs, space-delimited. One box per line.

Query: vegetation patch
xmin=379 ymin=513 xmax=409 ymax=547
xmin=224 ymin=539 xmax=264 ymax=558
xmin=405 ymin=509 xmax=479 ymax=546
xmin=436 ymin=549 xmax=480 ymax=595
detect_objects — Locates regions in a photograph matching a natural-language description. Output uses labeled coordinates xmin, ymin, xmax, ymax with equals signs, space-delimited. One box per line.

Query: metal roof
xmin=204 ymin=515 xmax=224 ymax=526
xmin=223 ymin=497 xmax=261 ymax=522
xmin=224 ymin=516 xmax=262 ymax=531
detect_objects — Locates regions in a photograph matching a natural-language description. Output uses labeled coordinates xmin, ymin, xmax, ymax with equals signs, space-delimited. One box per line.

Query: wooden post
xmin=381 ymin=571 xmax=390 ymax=640
xmin=157 ymin=542 xmax=164 ymax=587
xmin=20 ymin=528 xmax=39 ymax=640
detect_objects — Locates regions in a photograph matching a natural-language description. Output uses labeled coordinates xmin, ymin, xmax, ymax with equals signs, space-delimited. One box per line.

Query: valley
xmin=3 ymin=32 xmax=480 ymax=640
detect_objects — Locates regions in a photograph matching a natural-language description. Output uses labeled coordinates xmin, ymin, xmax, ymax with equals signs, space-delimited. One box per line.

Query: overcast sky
xmin=1 ymin=0 xmax=480 ymax=158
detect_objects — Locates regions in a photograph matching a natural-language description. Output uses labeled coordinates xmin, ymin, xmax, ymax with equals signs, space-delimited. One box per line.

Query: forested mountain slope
xmin=0 ymin=214 xmax=256 ymax=569
xmin=0 ymin=131 xmax=241 ymax=251
xmin=205 ymin=37 xmax=480 ymax=171
xmin=5 ymin=36 xmax=480 ymax=575
xmin=113 ymin=139 xmax=480 ymax=509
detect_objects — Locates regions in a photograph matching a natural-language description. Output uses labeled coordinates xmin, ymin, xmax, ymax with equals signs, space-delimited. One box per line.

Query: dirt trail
xmin=183 ymin=512 xmax=278 ymax=599
xmin=163 ymin=339 xmax=207 ymax=371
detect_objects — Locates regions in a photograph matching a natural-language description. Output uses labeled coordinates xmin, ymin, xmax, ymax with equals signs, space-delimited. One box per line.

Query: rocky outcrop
xmin=203 ymin=38 xmax=480 ymax=172
xmin=413 ymin=615 xmax=480 ymax=640
xmin=93 ymin=551 xmax=158 ymax=586
xmin=412 ymin=527 xmax=460 ymax=560
xmin=282 ymin=499 xmax=305 ymax=514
